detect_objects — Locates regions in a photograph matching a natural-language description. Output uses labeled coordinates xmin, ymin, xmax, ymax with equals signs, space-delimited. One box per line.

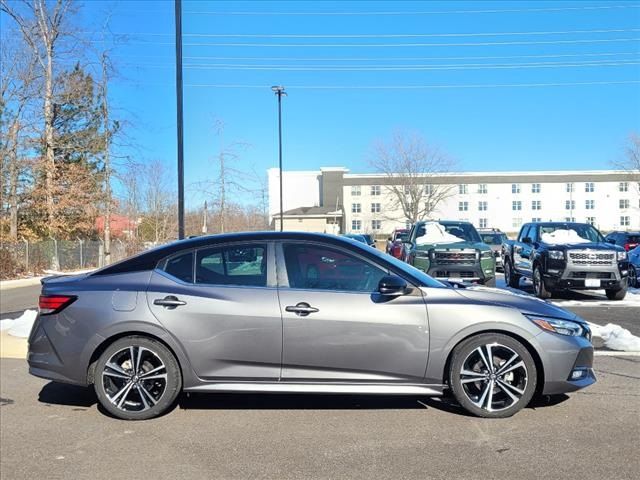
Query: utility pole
xmin=271 ymin=86 xmax=286 ymax=231
xmin=202 ymin=200 xmax=208 ymax=234
xmin=175 ymin=0 xmax=185 ymax=239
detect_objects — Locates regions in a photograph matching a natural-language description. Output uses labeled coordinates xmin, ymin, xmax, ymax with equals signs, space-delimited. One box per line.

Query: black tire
xmin=94 ymin=336 xmax=182 ymax=420
xmin=629 ymin=266 xmax=638 ymax=288
xmin=483 ymin=276 xmax=496 ymax=288
xmin=605 ymin=283 xmax=627 ymax=301
xmin=504 ymin=259 xmax=520 ymax=288
xmin=449 ymin=333 xmax=537 ymax=418
xmin=533 ymin=265 xmax=552 ymax=299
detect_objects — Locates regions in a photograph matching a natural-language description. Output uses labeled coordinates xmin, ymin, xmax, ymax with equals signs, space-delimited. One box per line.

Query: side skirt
xmin=183 ymin=382 xmax=445 ymax=395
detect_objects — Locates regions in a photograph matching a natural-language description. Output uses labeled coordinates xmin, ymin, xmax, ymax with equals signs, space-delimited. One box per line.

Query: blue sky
xmin=4 ymin=1 xmax=640 ymax=207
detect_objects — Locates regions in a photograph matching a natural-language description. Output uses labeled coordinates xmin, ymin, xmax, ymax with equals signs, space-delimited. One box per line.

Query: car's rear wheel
xmin=504 ymin=260 xmax=520 ymax=288
xmin=628 ymin=265 xmax=638 ymax=288
xmin=94 ymin=336 xmax=181 ymax=420
xmin=449 ymin=333 xmax=537 ymax=418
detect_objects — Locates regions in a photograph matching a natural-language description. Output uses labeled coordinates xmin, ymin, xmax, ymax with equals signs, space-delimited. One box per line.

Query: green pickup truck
xmin=406 ymin=220 xmax=497 ymax=287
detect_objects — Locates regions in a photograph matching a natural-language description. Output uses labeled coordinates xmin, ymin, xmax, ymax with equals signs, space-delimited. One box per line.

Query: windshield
xmin=539 ymin=224 xmax=604 ymax=244
xmin=415 ymin=222 xmax=481 ymax=244
xmin=394 ymin=231 xmax=409 ymax=242
xmin=364 ymin=245 xmax=446 ymax=288
xmin=480 ymin=233 xmax=506 ymax=245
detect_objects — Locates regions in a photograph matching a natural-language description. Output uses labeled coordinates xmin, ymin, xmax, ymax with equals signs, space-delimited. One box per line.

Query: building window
xmin=532 ymin=200 xmax=541 ymax=210
xmin=619 ymin=182 xmax=628 ymax=192
xmin=478 ymin=184 xmax=487 ymax=194
xmin=352 ymin=220 xmax=362 ymax=231
xmin=458 ymin=201 xmax=468 ymax=212
xmin=621 ymin=216 xmax=630 ymax=227
xmin=512 ymin=183 xmax=521 ymax=194
xmin=371 ymin=220 xmax=382 ymax=230
xmin=585 ymin=182 xmax=594 ymax=193
xmin=351 ymin=203 xmax=361 ymax=213
xmin=458 ymin=184 xmax=468 ymax=194
xmin=478 ymin=201 xmax=488 ymax=211
xmin=585 ymin=199 xmax=595 ymax=210
xmin=479 ymin=218 xmax=488 ymax=228
xmin=371 ymin=203 xmax=381 ymax=213
xmin=351 ymin=185 xmax=361 ymax=196
xmin=565 ymin=217 xmax=576 ymax=222
xmin=586 ymin=217 xmax=596 ymax=225
xmin=405 ymin=221 xmax=412 ymax=229
xmin=531 ymin=217 xmax=541 ymax=223
xmin=425 ymin=184 xmax=434 ymax=195
xmin=566 ymin=183 xmax=574 ymax=193
xmin=512 ymin=218 xmax=523 ymax=228
xmin=512 ymin=201 xmax=522 ymax=211
xmin=620 ymin=199 xmax=630 ymax=209
xmin=565 ymin=200 xmax=575 ymax=210
xmin=531 ymin=183 xmax=541 ymax=193
xmin=371 ymin=185 xmax=381 ymax=196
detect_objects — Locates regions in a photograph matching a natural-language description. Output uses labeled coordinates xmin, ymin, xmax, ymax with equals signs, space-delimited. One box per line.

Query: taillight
xmin=39 ymin=295 xmax=76 ymax=315
xmin=624 ymin=243 xmax=630 ymax=251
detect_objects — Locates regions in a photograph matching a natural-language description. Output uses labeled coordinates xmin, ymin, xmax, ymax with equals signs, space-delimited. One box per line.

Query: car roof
xmin=94 ymin=231 xmax=369 ymax=276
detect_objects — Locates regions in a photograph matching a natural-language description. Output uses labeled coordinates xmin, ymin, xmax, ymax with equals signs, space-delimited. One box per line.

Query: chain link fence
xmin=0 ymin=239 xmax=148 ymax=280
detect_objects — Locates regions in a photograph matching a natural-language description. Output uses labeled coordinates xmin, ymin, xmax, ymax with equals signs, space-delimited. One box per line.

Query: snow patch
xmin=416 ymin=222 xmax=465 ymax=245
xmin=0 ymin=310 xmax=38 ymax=338
xmin=589 ymin=322 xmax=640 ymax=352
xmin=540 ymin=229 xmax=590 ymax=244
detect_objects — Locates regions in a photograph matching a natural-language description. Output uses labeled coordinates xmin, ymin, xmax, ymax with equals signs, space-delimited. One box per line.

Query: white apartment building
xmin=268 ymin=168 xmax=640 ymax=235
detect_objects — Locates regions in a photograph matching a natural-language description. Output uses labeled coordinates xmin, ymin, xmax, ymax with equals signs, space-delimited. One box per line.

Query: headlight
xmin=617 ymin=251 xmax=627 ymax=260
xmin=480 ymin=250 xmax=493 ymax=259
xmin=548 ymin=250 xmax=564 ymax=260
xmin=525 ymin=315 xmax=585 ymax=337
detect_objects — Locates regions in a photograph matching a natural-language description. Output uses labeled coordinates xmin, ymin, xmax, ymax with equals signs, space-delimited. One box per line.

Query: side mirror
xmin=378 ymin=275 xmax=409 ymax=296
xmin=522 ymin=237 xmax=532 ymax=244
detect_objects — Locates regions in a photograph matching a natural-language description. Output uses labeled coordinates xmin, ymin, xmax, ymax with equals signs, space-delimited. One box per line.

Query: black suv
xmin=502 ymin=222 xmax=629 ymax=300
xmin=604 ymin=231 xmax=640 ymax=252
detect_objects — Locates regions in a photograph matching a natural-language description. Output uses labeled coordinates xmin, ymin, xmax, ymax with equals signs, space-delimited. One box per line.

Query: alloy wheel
xmin=459 ymin=343 xmax=528 ymax=413
xmin=101 ymin=346 xmax=168 ymax=412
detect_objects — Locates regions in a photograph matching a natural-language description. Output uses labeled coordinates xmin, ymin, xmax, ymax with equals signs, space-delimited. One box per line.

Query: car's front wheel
xmin=94 ymin=336 xmax=182 ymax=420
xmin=533 ymin=266 xmax=552 ymax=299
xmin=628 ymin=265 xmax=638 ymax=288
xmin=449 ymin=333 xmax=537 ymax=418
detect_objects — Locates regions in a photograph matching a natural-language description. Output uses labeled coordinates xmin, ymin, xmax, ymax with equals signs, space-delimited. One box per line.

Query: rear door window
xmin=161 ymin=251 xmax=194 ymax=283
xmin=196 ymin=244 xmax=267 ymax=287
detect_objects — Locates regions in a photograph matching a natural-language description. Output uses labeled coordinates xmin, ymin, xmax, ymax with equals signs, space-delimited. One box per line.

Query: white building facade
xmin=268 ymin=168 xmax=640 ymax=235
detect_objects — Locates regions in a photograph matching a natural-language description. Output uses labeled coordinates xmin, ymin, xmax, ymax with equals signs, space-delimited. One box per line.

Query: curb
xmin=0 ymin=277 xmax=43 ymax=291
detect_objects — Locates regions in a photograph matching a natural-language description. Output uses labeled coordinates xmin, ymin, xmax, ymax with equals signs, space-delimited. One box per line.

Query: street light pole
xmin=175 ymin=0 xmax=185 ymax=239
xmin=272 ymin=86 xmax=286 ymax=231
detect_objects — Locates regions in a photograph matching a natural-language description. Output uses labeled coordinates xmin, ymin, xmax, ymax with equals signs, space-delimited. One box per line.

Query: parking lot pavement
xmin=1 ymin=356 xmax=639 ymax=480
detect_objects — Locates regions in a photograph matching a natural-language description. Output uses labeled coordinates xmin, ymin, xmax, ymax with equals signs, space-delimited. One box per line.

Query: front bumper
xmin=538 ymin=330 xmax=596 ymax=395
xmin=412 ymin=254 xmax=495 ymax=284
xmin=543 ymin=260 xmax=627 ymax=291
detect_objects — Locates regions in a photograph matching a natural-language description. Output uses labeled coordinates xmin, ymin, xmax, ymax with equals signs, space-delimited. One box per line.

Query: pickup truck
xmin=502 ymin=222 xmax=629 ymax=300
xmin=406 ymin=220 xmax=496 ymax=286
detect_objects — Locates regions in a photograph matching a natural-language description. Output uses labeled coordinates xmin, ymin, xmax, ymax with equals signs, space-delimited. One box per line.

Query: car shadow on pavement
xmin=38 ymin=382 xmax=97 ymax=408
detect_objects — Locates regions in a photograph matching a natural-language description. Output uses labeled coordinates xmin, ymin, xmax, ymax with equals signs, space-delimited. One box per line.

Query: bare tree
xmin=368 ymin=131 xmax=456 ymax=224
xmin=1 ymin=0 xmax=75 ymax=238
xmin=623 ymin=133 xmax=640 ymax=193
xmin=140 ymin=160 xmax=176 ymax=243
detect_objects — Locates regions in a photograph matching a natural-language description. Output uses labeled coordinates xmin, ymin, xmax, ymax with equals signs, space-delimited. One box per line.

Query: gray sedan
xmin=28 ymin=232 xmax=595 ymax=420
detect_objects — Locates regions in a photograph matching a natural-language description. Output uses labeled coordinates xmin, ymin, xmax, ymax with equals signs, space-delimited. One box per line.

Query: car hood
xmin=415 ymin=241 xmax=488 ymax=251
xmin=453 ymin=286 xmax=582 ymax=322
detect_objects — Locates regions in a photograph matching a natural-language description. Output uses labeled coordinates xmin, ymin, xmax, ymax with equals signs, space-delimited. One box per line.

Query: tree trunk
xmin=7 ymin=121 xmax=20 ymax=241
xmin=43 ymin=46 xmax=56 ymax=238
xmin=101 ymin=55 xmax=111 ymax=264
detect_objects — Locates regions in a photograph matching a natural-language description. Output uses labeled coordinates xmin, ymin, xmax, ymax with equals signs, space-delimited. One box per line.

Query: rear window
xmin=626 ymin=235 xmax=640 ymax=243
xmin=480 ymin=234 xmax=506 ymax=245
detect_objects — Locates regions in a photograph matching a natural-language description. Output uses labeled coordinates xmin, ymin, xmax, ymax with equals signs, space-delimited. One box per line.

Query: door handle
xmin=285 ymin=302 xmax=319 ymax=317
xmin=154 ymin=295 xmax=187 ymax=309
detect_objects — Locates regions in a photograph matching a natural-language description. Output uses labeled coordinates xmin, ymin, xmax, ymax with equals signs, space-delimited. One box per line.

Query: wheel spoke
xmin=472 ymin=380 xmax=492 ymax=408
xmin=475 ymin=347 xmax=492 ymax=373
xmin=105 ymin=362 xmax=128 ymax=376
xmin=486 ymin=380 xmax=495 ymax=411
xmin=139 ymin=365 xmax=165 ymax=379
xmin=486 ymin=344 xmax=495 ymax=373
xmin=109 ymin=380 xmax=133 ymax=404
xmin=129 ymin=346 xmax=136 ymax=373
xmin=139 ymin=384 xmax=158 ymax=406
xmin=496 ymin=354 xmax=519 ymax=376
xmin=137 ymin=385 xmax=150 ymax=410
xmin=102 ymin=371 xmax=129 ymax=380
xmin=499 ymin=360 xmax=525 ymax=377
xmin=496 ymin=379 xmax=521 ymax=403
xmin=135 ymin=346 xmax=144 ymax=372
xmin=497 ymin=379 xmax=526 ymax=395
xmin=461 ymin=369 xmax=486 ymax=378
xmin=461 ymin=377 xmax=487 ymax=384
xmin=117 ymin=382 xmax=135 ymax=409
xmin=141 ymin=374 xmax=167 ymax=381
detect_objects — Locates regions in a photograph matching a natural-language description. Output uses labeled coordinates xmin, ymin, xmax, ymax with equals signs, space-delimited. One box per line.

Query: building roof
xmin=275 ymin=206 xmax=343 ymax=217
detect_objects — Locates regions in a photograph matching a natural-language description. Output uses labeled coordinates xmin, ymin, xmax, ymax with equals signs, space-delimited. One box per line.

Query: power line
xmin=183 ymin=80 xmax=640 ymax=89
xmin=173 ymin=60 xmax=640 ymax=71
xmin=85 ymin=28 xmax=640 ymax=39
xmin=182 ymin=4 xmax=640 ymax=16
xmin=151 ymin=38 xmax=640 ymax=48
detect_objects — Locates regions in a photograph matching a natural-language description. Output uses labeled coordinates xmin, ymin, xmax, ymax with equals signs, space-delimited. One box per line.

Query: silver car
xmin=28 ymin=232 xmax=595 ymax=420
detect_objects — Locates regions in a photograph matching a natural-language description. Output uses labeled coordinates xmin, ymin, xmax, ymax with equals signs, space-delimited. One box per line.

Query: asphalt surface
xmin=0 ymin=284 xmax=40 ymax=317
xmin=1 ymin=355 xmax=639 ymax=480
